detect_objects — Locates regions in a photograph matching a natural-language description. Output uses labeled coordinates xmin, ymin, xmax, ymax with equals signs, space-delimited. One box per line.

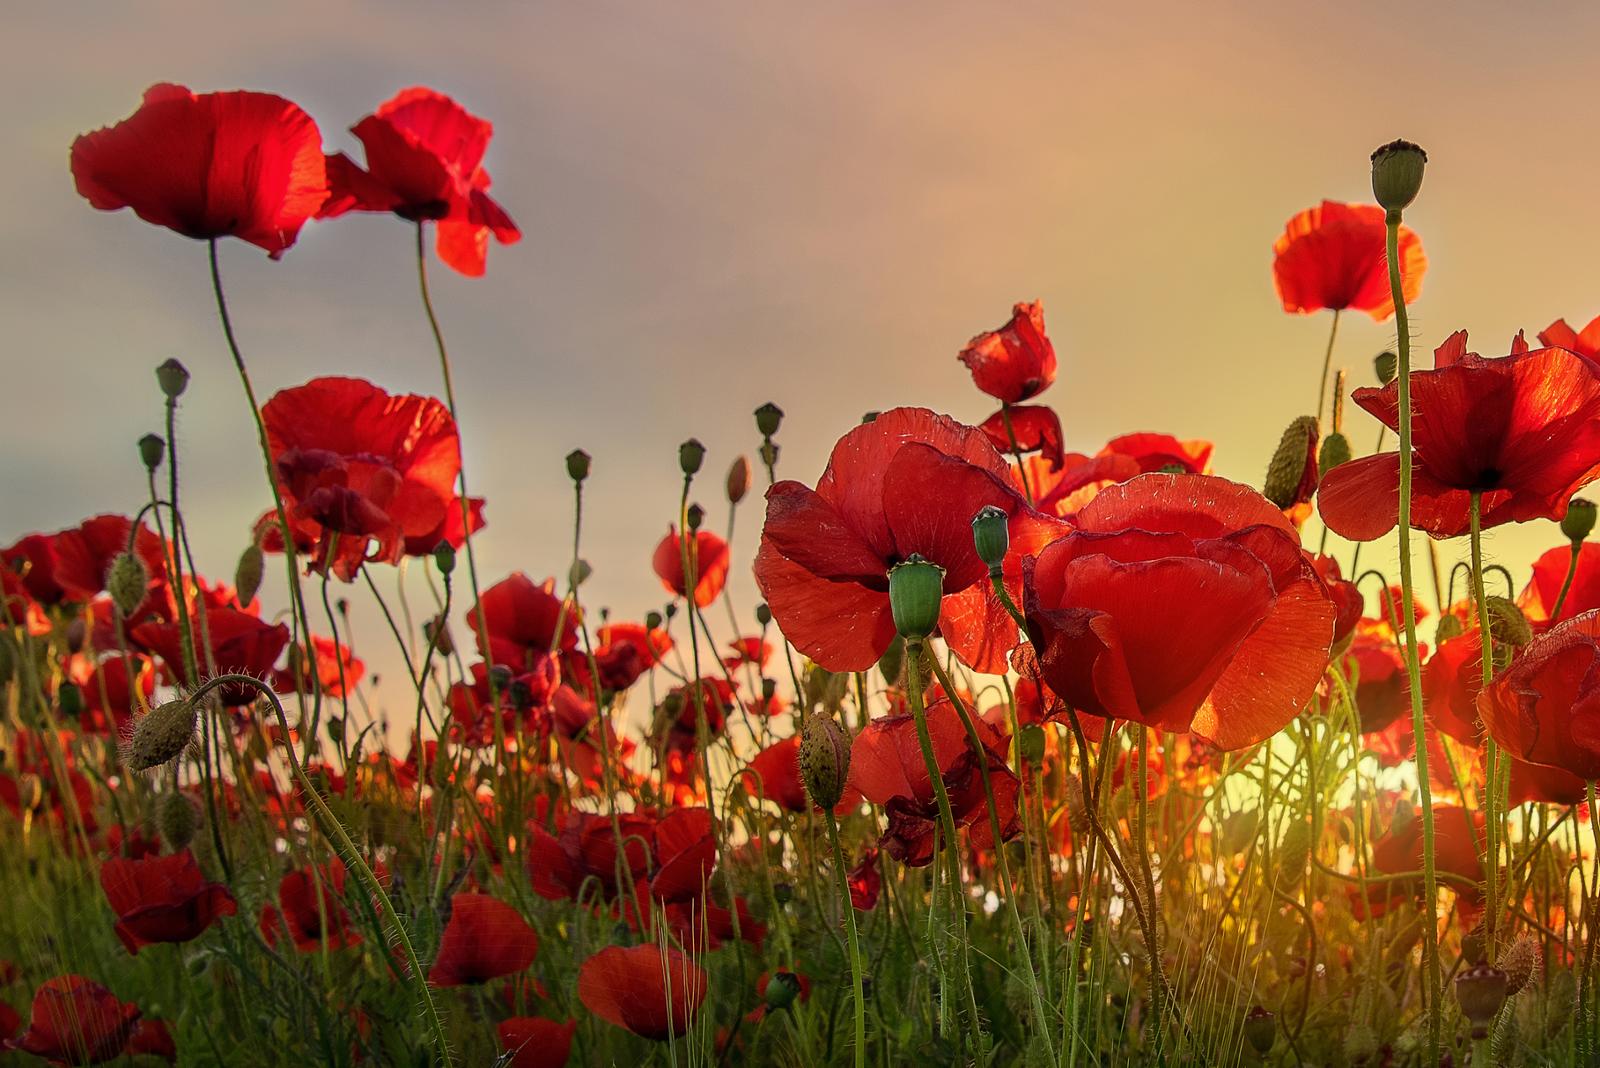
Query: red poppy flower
xmin=263 ymin=377 xmax=473 ymax=580
xmin=1540 ymin=314 xmax=1600 ymax=362
xmin=653 ymin=528 xmax=730 ymax=608
xmin=756 ymin=407 xmax=1065 ymax=673
xmin=723 ymin=636 xmax=771 ymax=669
xmin=661 ymin=894 xmax=767 ymax=952
xmin=1320 ymin=331 xmax=1600 ymax=540
xmin=1478 ymin=610 xmax=1600 ymax=780
xmin=1422 ymin=631 xmax=1484 ymax=746
xmin=467 ymin=573 xmax=580 ymax=671
xmin=1338 ymin=629 xmax=1411 ymax=736
xmin=265 ymin=861 xmax=363 ymax=953
xmin=650 ymin=807 xmax=717 ymax=903
xmin=744 ymin=736 xmax=809 ymax=813
xmin=428 ymin=893 xmax=538 ymax=986
xmin=76 ymin=654 xmax=154 ymax=735
xmin=1370 ymin=804 xmax=1483 ymax=907
xmin=1024 ymin=473 xmax=1336 ymax=749
xmin=590 ymin=621 xmax=671 ymax=692
xmin=72 ymin=84 xmax=326 ymax=256
xmin=1310 ymin=556 xmax=1364 ymax=651
xmin=127 ymin=1018 xmax=177 ymax=1061
xmin=3 ymin=975 xmax=140 ymax=1065
xmin=131 ymin=607 xmax=289 ymax=704
xmin=99 ymin=849 xmax=235 ymax=954
xmin=578 ymin=944 xmax=707 ymax=1041
xmin=274 ymin=636 xmax=364 ymax=699
xmin=847 ymin=848 xmax=882 ymax=910
xmin=957 ymin=301 xmax=1057 ymax=403
xmin=3 ymin=515 xmax=166 ymax=610
xmin=1509 ymin=754 xmax=1587 ymax=805
xmin=658 ymin=678 xmax=736 ymax=760
xmin=497 ymin=1017 xmax=576 ymax=1068
xmin=980 ymin=405 xmax=1064 ymax=472
xmin=526 ymin=811 xmax=655 ymax=903
xmin=1271 ymin=201 xmax=1424 ymax=320
xmin=1521 ymin=542 xmax=1600 ymax=623
xmin=319 ymin=87 xmax=520 ymax=277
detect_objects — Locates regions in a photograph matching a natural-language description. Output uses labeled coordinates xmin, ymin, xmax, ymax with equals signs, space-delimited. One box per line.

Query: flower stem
xmin=1469 ymin=493 xmax=1501 ymax=961
xmin=823 ymin=807 xmax=867 ymax=1068
xmin=1315 ymin=309 xmax=1342 ymax=425
xmin=1552 ymin=541 xmax=1583 ymax=622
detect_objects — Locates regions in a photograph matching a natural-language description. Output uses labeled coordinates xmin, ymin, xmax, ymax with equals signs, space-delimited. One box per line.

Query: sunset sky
xmin=7 ymin=2 xmax=1600 ymax=708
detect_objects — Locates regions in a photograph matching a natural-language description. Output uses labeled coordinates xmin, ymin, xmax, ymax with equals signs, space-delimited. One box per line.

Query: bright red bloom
xmin=957 ymin=301 xmax=1057 ymax=403
xmin=2 ymin=515 xmax=166 ymax=609
xmin=1024 ymin=474 xmax=1336 ymax=749
xmin=1271 ymin=201 xmax=1424 ymax=321
xmin=577 ymin=944 xmax=707 ymax=1041
xmin=1422 ymin=631 xmax=1484 ymax=746
xmin=1521 ymin=542 xmax=1600 ymax=623
xmin=497 ymin=1017 xmax=576 ymax=1068
xmin=723 ymin=636 xmax=771 ymax=669
xmin=3 ymin=975 xmax=140 ymax=1065
xmin=263 ymin=377 xmax=474 ymax=581
xmin=467 ymin=573 xmax=579 ymax=672
xmin=1341 ymin=629 xmax=1411 ymax=736
xmin=1320 ymin=331 xmax=1600 ymax=540
xmin=265 ymin=861 xmax=363 ymax=953
xmin=756 ymin=407 xmax=1065 ymax=673
xmin=744 ymin=736 xmax=809 ymax=813
xmin=1478 ymin=610 xmax=1600 ymax=780
xmin=1362 ymin=804 xmax=1483 ymax=916
xmin=320 ymin=87 xmax=520 ymax=277
xmin=428 ymin=893 xmax=538 ymax=986
xmin=131 ymin=607 xmax=289 ymax=704
xmin=71 ymin=84 xmax=325 ymax=256
xmin=649 ymin=807 xmax=717 ymax=903
xmin=1539 ymin=314 xmax=1600 ymax=361
xmin=76 ymin=654 xmax=155 ymax=735
xmin=99 ymin=849 xmax=236 ymax=954
xmin=1310 ymin=555 xmax=1364 ymax=651
xmin=1509 ymin=754 xmax=1587 ymax=806
xmin=980 ymin=405 xmax=1064 ymax=471
xmin=652 ymin=528 xmax=730 ymax=608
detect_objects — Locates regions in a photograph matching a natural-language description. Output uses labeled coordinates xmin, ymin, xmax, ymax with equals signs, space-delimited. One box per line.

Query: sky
xmin=6 ymin=2 xmax=1600 ymax=714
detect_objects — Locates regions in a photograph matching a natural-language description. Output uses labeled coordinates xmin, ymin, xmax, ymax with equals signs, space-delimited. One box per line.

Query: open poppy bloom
xmin=99 ymin=849 xmax=236 ymax=954
xmin=1540 ymin=314 xmax=1600 ymax=362
xmin=264 ymin=861 xmax=363 ymax=953
xmin=847 ymin=696 xmax=1021 ymax=866
xmin=131 ymin=606 xmax=289 ymax=704
xmin=1478 ymin=610 xmax=1600 ymax=780
xmin=526 ymin=810 xmax=655 ymax=903
xmin=319 ymin=87 xmax=520 ymax=276
xmin=744 ymin=736 xmax=809 ymax=813
xmin=1320 ymin=331 xmax=1600 ymax=540
xmin=262 ymin=377 xmax=477 ymax=580
xmin=3 ymin=975 xmax=141 ymax=1065
xmin=497 ymin=1017 xmax=576 ymax=1068
xmin=652 ymin=528 xmax=730 ymax=608
xmin=1028 ymin=432 xmax=1214 ymax=518
xmin=590 ymin=621 xmax=672 ymax=691
xmin=1271 ymin=201 xmax=1424 ymax=320
xmin=467 ymin=572 xmax=580 ymax=673
xmin=577 ymin=944 xmax=707 ymax=1041
xmin=2 ymin=515 xmax=167 ymax=610
xmin=71 ymin=84 xmax=326 ymax=257
xmin=957 ymin=301 xmax=1057 ymax=403
xmin=1362 ymin=803 xmax=1484 ymax=916
xmin=1521 ymin=542 xmax=1600 ymax=623
xmin=1422 ymin=631 xmax=1485 ymax=746
xmin=1024 ymin=473 xmax=1336 ymax=749
xmin=428 ymin=892 xmax=539 ymax=985
xmin=756 ymin=406 xmax=1067 ymax=674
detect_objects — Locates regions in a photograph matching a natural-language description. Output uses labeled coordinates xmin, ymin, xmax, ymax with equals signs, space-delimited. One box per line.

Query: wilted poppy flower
xmin=99 ymin=849 xmax=236 ymax=953
xmin=497 ymin=1017 xmax=576 ymax=1068
xmin=265 ymin=861 xmax=363 ymax=953
xmin=756 ymin=406 xmax=1065 ymax=673
xmin=132 ymin=607 xmax=289 ymax=704
xmin=468 ymin=573 xmax=580 ymax=672
xmin=1478 ymin=610 xmax=1600 ymax=780
xmin=1024 ymin=473 xmax=1336 ymax=749
xmin=428 ymin=893 xmax=539 ymax=986
xmin=71 ymin=84 xmax=326 ymax=256
xmin=1320 ymin=331 xmax=1600 ymax=540
xmin=653 ymin=528 xmax=730 ymax=608
xmin=957 ymin=301 xmax=1057 ymax=403
xmin=1540 ymin=314 xmax=1600 ymax=362
xmin=1521 ymin=542 xmax=1600 ymax=623
xmin=1272 ymin=201 xmax=1424 ymax=320
xmin=578 ymin=944 xmax=707 ymax=1041
xmin=320 ymin=87 xmax=520 ymax=276
xmin=3 ymin=975 xmax=140 ymax=1065
xmin=980 ymin=405 xmax=1064 ymax=472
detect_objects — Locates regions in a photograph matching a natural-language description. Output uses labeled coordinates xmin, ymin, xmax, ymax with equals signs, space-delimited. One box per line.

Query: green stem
xmin=1552 ymin=541 xmax=1583 ymax=622
xmin=1469 ymin=493 xmax=1500 ymax=961
xmin=824 ymin=809 xmax=867 ymax=1068
xmin=1315 ymin=308 xmax=1342 ymax=425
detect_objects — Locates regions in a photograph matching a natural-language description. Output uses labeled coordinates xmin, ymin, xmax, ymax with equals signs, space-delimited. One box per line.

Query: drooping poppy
xmin=652 ymin=528 xmax=730 ymax=608
xmin=71 ymin=84 xmax=326 ymax=256
xmin=467 ymin=573 xmax=580 ymax=672
xmin=265 ymin=861 xmax=363 ymax=953
xmin=577 ymin=944 xmax=707 ymax=1041
xmin=131 ymin=607 xmax=289 ymax=704
xmin=957 ymin=301 xmax=1057 ymax=404
xmin=99 ymin=849 xmax=236 ymax=954
xmin=1520 ymin=542 xmax=1600 ymax=623
xmin=1539 ymin=314 xmax=1600 ymax=362
xmin=1478 ymin=610 xmax=1600 ymax=781
xmin=755 ymin=406 xmax=1066 ymax=674
xmin=1271 ymin=201 xmax=1424 ymax=320
xmin=1023 ymin=473 xmax=1336 ymax=749
xmin=1319 ymin=331 xmax=1600 ymax=540
xmin=497 ymin=1017 xmax=576 ymax=1068
xmin=319 ymin=87 xmax=520 ymax=276
xmin=428 ymin=893 xmax=539 ymax=986
xmin=3 ymin=975 xmax=141 ymax=1065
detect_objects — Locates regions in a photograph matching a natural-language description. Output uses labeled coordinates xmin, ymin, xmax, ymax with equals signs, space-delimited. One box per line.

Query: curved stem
xmin=1552 ymin=542 xmax=1583 ymax=622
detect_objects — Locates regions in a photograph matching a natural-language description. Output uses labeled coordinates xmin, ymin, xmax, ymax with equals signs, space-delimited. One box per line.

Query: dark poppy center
xmin=1475 ymin=467 xmax=1503 ymax=489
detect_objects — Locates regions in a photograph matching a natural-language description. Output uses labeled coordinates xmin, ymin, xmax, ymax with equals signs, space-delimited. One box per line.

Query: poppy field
xmin=8 ymin=77 xmax=1600 ymax=1068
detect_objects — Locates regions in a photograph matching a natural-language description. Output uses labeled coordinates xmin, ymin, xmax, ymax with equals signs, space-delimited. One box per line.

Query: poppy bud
xmin=1370 ymin=139 xmax=1427 ymax=213
xmin=888 ymin=555 xmax=945 ymax=640
xmin=1274 ymin=820 xmax=1312 ymax=890
xmin=761 ymin=677 xmax=777 ymax=702
xmin=755 ymin=603 xmax=771 ymax=627
xmin=726 ymin=456 xmax=751 ymax=504
xmin=1374 ymin=351 xmax=1398 ymax=385
xmin=1460 ymin=921 xmax=1487 ymax=966
xmin=1454 ymin=964 xmax=1507 ymax=1039
xmin=1486 ymin=596 xmax=1532 ymax=648
xmin=877 ymin=634 xmax=905 ymax=686
xmin=569 ymin=559 xmax=592 ymax=587
xmin=235 ymin=543 xmax=264 ymax=608
xmin=127 ymin=697 xmax=198 ymax=771
xmin=647 ymin=610 xmax=665 ymax=630
xmin=157 ymin=789 xmax=200 ymax=850
xmin=686 ymin=504 xmax=705 ymax=532
xmin=1563 ymin=497 xmax=1597 ymax=543
xmin=1262 ymin=416 xmax=1319 ymax=510
xmin=679 ymin=438 xmax=706 ymax=477
xmin=1317 ymin=432 xmax=1352 ymax=478
xmin=664 ymin=603 xmax=678 ymax=619
xmin=155 ymin=358 xmax=190 ymax=399
xmin=326 ymin=716 xmax=345 ymax=743
xmin=1435 ymin=613 xmax=1464 ymax=642
xmin=772 ymin=881 xmax=794 ymax=905
xmin=432 ymin=541 xmax=456 ymax=576
xmin=139 ymin=433 xmax=165 ymax=472
xmin=566 ymin=448 xmax=591 ymax=483
xmin=764 ymin=971 xmax=803 ymax=1012
xmin=754 ymin=402 xmax=784 ymax=438
xmin=760 ymin=440 xmax=780 ymax=469
xmin=971 ymin=505 xmax=1010 ymax=574
xmin=424 ymin=614 xmax=454 ymax=656
xmin=1019 ymin=724 xmax=1045 ymax=765
xmin=1331 ymin=368 xmax=1347 ymax=433
xmin=1242 ymin=1006 xmax=1276 ymax=1054
xmin=108 ymin=551 xmax=149 ymax=618
xmin=799 ymin=713 xmax=851 ymax=809
xmin=1501 ymin=934 xmax=1539 ymax=995
xmin=57 ymin=682 xmax=84 ymax=718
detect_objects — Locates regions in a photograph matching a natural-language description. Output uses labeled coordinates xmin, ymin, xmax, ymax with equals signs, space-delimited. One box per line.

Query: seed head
xmin=1454 ymin=964 xmax=1508 ymax=1039
xmin=566 ymin=448 xmax=592 ymax=483
xmin=971 ymin=505 xmax=1010 ymax=573
xmin=679 ymin=438 xmax=706 ymax=477
xmin=1370 ymin=139 xmax=1427 ymax=213
xmin=139 ymin=433 xmax=165 ymax=472
xmin=1563 ymin=497 xmax=1597 ymax=544
xmin=155 ymin=358 xmax=190 ymax=400
xmin=754 ymin=402 xmax=784 ymax=438
xmin=888 ymin=555 xmax=945 ymax=640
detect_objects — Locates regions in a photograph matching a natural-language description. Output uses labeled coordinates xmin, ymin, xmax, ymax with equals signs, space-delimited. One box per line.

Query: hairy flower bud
xmin=139 ymin=433 xmax=165 ymax=472
xmin=1455 ymin=964 xmax=1508 ymax=1039
xmin=127 ymin=698 xmax=198 ymax=771
xmin=157 ymin=789 xmax=200 ymax=850
xmin=566 ymin=448 xmax=591 ymax=483
xmin=679 ymin=438 xmax=706 ymax=477
xmin=156 ymin=358 xmax=190 ymax=400
xmin=1274 ymin=820 xmax=1312 ymax=889
xmin=1435 ymin=613 xmax=1464 ymax=642
xmin=1019 ymin=724 xmax=1046 ymax=765
xmin=888 ymin=555 xmax=945 ymax=640
xmin=1317 ymin=432 xmax=1352 ymax=479
xmin=423 ymin=614 xmax=454 ymax=656
xmin=234 ymin=543 xmax=264 ymax=608
xmin=1370 ymin=139 xmax=1427 ymax=213
xmin=1374 ymin=351 xmax=1398 ymax=385
xmin=971 ymin=505 xmax=1010 ymax=574
xmin=568 ymin=558 xmax=592 ymax=588
xmin=1262 ymin=416 xmax=1319 ymax=510
xmin=1563 ymin=497 xmax=1597 ymax=544
xmin=799 ymin=714 xmax=851 ymax=810
xmin=1501 ymin=934 xmax=1539 ymax=996
xmin=754 ymin=402 xmax=784 ymax=438
xmin=108 ymin=551 xmax=148 ymax=617
xmin=726 ymin=456 xmax=751 ymax=504
xmin=1486 ymin=596 xmax=1532 ymax=649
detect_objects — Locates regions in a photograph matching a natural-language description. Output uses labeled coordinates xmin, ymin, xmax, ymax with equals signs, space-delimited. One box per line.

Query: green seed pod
xmin=726 ymin=456 xmax=751 ymax=504
xmin=1317 ymin=432 xmax=1352 ymax=479
xmin=138 ymin=433 xmax=166 ymax=473
xmin=1454 ymin=964 xmax=1507 ymax=1040
xmin=971 ymin=505 xmax=1010 ymax=573
xmin=754 ymin=603 xmax=771 ymax=627
xmin=432 ymin=540 xmax=456 ymax=576
xmin=1486 ymin=596 xmax=1532 ymax=648
xmin=799 ymin=714 xmax=851 ymax=810
xmin=679 ymin=438 xmax=706 ymax=477
xmin=1563 ymin=497 xmax=1597 ymax=543
xmin=235 ymin=543 xmax=265 ymax=607
xmin=1370 ymin=139 xmax=1427 ymax=213
xmin=754 ymin=402 xmax=784 ymax=438
xmin=1262 ymin=416 xmax=1319 ymax=510
xmin=888 ymin=555 xmax=945 ymax=640
xmin=566 ymin=448 xmax=592 ymax=483
xmin=759 ymin=440 xmax=779 ymax=469
xmin=647 ymin=610 xmax=665 ymax=631
xmin=1242 ymin=1006 xmax=1276 ymax=1054
xmin=1018 ymin=724 xmax=1045 ymax=765
xmin=686 ymin=503 xmax=705 ymax=532
xmin=157 ymin=789 xmax=200 ymax=850
xmin=568 ymin=558 xmax=592 ymax=588
xmin=155 ymin=358 xmax=190 ymax=399
xmin=127 ymin=698 xmax=198 ymax=771
xmin=108 ymin=552 xmax=149 ymax=618
xmin=763 ymin=971 xmax=803 ymax=1012
xmin=1374 ymin=351 xmax=1398 ymax=386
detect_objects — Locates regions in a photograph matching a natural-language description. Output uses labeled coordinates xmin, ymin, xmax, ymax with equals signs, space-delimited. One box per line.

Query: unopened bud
xmin=686 ymin=504 xmax=705 ymax=532
xmin=432 ymin=541 xmax=456 ymax=576
xmin=139 ymin=434 xmax=165 ymax=472
xmin=646 ymin=610 xmax=665 ymax=631
xmin=1486 ymin=596 xmax=1532 ymax=648
xmin=726 ymin=456 xmax=751 ymax=504
xmin=1317 ymin=432 xmax=1352 ymax=478
xmin=799 ymin=713 xmax=851 ymax=810
xmin=1563 ymin=497 xmax=1597 ymax=544
xmin=566 ymin=449 xmax=591 ymax=483
xmin=1064 ymin=775 xmax=1090 ymax=836
xmin=423 ymin=615 xmax=454 ymax=656
xmin=971 ymin=505 xmax=1010 ymax=573
xmin=1454 ymin=964 xmax=1508 ymax=1039
xmin=155 ymin=358 xmax=190 ymax=400
xmin=679 ymin=439 xmax=706 ymax=477
xmin=1242 ymin=1006 xmax=1276 ymax=1054
xmin=754 ymin=403 xmax=784 ymax=438
xmin=127 ymin=698 xmax=198 ymax=771
xmin=568 ymin=559 xmax=592 ymax=587
xmin=1436 ymin=613 xmax=1464 ymax=642
xmin=1274 ymin=821 xmax=1312 ymax=889
xmin=1019 ymin=724 xmax=1045 ymax=765
xmin=1370 ymin=139 xmax=1427 ymax=213
xmin=1501 ymin=934 xmax=1539 ymax=995
xmin=157 ymin=790 xmax=200 ymax=850
xmin=888 ymin=555 xmax=944 ymax=640
xmin=1263 ymin=416 xmax=1319 ymax=510
xmin=1374 ymin=351 xmax=1398 ymax=385
xmin=235 ymin=544 xmax=264 ymax=607
xmin=108 ymin=552 xmax=149 ymax=617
